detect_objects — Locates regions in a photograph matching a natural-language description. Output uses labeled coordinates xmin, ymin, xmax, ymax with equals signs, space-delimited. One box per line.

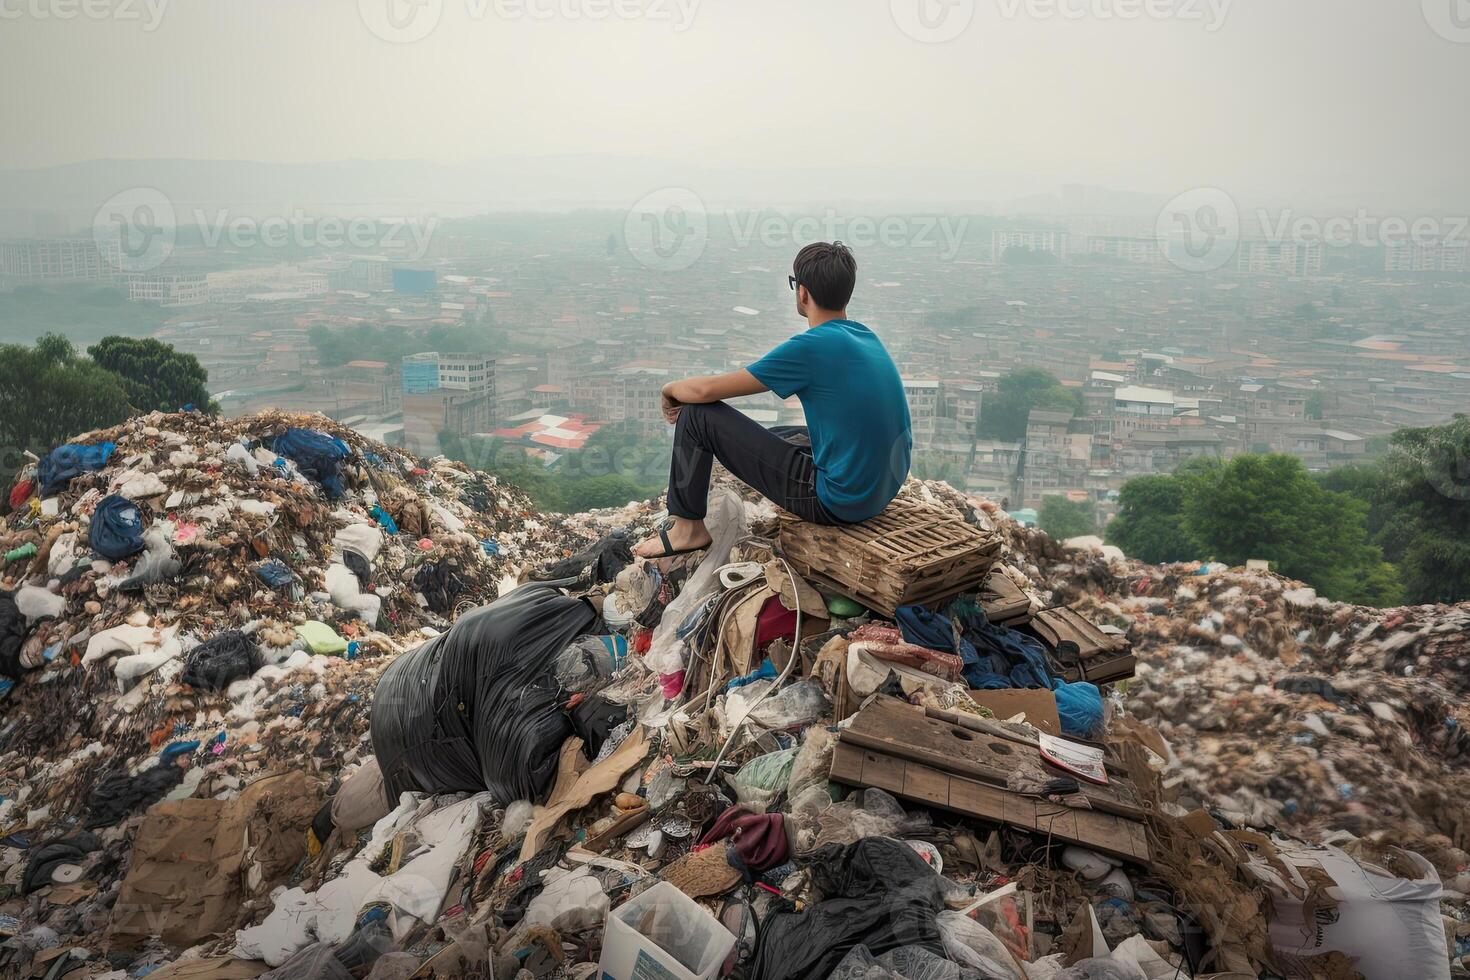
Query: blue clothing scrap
xmin=896 ymin=600 xmax=1106 ymax=739
xmin=37 ymin=442 xmax=116 ymax=496
xmin=747 ymin=320 xmax=912 ymax=523
xmin=89 ymin=494 xmax=146 ymax=561
xmin=897 ymin=600 xmax=1052 ymax=691
xmin=272 ymin=428 xmax=352 ymax=499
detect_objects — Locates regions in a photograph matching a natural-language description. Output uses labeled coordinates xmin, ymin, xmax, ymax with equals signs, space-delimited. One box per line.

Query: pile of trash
xmin=0 ymin=410 xmax=1466 ymax=980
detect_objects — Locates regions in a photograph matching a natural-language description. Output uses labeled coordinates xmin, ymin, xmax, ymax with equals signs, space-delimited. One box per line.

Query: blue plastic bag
xmin=37 ymin=442 xmax=116 ymax=496
xmin=89 ymin=494 xmax=146 ymax=560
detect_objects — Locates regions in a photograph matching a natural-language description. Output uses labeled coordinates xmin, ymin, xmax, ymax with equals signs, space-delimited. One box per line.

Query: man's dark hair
xmin=793 ymin=241 xmax=857 ymax=311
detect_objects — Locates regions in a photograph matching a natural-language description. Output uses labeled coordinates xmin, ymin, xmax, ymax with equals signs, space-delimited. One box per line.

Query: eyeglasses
xmin=788 ymin=275 xmax=799 ymax=291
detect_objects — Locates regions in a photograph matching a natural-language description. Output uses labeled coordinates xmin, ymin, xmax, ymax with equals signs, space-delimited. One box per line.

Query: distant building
xmin=0 ymin=238 xmax=120 ymax=280
xmin=1084 ymin=236 xmax=1167 ymax=266
xmin=127 ymin=272 xmax=208 ymax=307
xmin=1385 ymin=241 xmax=1468 ymax=273
xmin=992 ymin=229 xmax=1069 ymax=262
xmin=400 ymin=352 xmax=495 ymax=395
xmin=392 ymin=267 xmax=437 ymax=294
xmin=399 ymin=352 xmax=497 ymax=454
xmin=1235 ymin=239 xmax=1322 ymax=276
xmin=1113 ymin=385 xmax=1175 ymax=416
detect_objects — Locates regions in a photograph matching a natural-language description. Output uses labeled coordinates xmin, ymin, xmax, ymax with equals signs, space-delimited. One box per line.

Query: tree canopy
xmin=88 ymin=336 xmax=217 ymax=414
xmin=1039 ymin=496 xmax=1096 ymax=540
xmin=977 ymin=368 xmax=1082 ymax=442
xmin=1106 ymin=453 xmax=1402 ymax=607
xmin=0 ymin=334 xmax=134 ymax=456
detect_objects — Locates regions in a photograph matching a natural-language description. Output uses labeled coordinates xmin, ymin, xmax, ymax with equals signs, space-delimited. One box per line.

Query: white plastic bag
xmin=936 ymin=911 xmax=1026 ymax=980
xmin=645 ymin=489 xmax=746 ymax=677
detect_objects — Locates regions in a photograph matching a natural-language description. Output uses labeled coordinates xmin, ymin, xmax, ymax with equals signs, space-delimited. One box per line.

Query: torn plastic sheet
xmin=234 ymin=793 xmax=487 ymax=966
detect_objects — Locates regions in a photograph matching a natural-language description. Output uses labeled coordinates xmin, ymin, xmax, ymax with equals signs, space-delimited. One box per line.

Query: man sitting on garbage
xmin=635 ymin=241 xmax=913 ymax=559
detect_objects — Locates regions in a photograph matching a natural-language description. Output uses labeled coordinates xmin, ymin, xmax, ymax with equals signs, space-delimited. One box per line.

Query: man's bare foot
xmin=634 ymin=518 xmax=713 ymax=559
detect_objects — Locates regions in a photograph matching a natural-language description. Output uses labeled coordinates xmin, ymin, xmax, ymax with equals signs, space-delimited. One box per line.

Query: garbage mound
xmin=0 ymin=413 xmax=1467 ymax=980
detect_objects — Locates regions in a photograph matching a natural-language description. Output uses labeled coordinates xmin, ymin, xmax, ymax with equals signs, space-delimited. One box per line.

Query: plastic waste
xmin=90 ymin=494 xmax=146 ymax=560
xmin=786 ymin=724 xmax=836 ymax=801
xmin=553 ymin=634 xmax=627 ymax=694
xmin=936 ymin=911 xmax=1026 ymax=980
xmin=828 ymin=944 xmax=986 ymax=980
xmin=729 ymin=747 xmax=798 ymax=808
xmin=743 ymin=678 xmax=830 ymax=730
xmin=645 ymin=489 xmax=746 ymax=677
xmin=789 ymin=785 xmax=931 ymax=853
xmin=115 ymin=527 xmax=181 ymax=590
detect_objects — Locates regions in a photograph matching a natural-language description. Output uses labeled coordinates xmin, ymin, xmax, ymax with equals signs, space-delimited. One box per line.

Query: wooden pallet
xmin=1026 ymin=606 xmax=1135 ymax=685
xmin=832 ymin=697 xmax=1151 ymax=862
xmin=778 ymin=497 xmax=1000 ymax=617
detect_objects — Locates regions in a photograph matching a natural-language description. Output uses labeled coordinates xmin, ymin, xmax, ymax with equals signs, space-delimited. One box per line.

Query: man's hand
xmin=661 ymin=386 xmax=682 ymax=425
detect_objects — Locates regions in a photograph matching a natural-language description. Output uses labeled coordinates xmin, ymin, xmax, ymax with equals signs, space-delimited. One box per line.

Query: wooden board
xmin=778 ymin=496 xmax=1000 ymax=618
xmin=831 ymin=741 xmax=1150 ymax=862
xmin=842 ymin=696 xmax=1144 ymax=818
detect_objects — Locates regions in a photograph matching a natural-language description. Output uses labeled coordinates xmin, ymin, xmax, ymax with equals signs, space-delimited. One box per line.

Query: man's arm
xmin=663 ymin=369 xmax=768 ymax=406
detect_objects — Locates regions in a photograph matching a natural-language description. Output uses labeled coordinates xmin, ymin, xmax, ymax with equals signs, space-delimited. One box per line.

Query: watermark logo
xmin=92 ymin=187 xmax=440 ymax=270
xmin=358 ymin=0 xmax=700 ymax=42
xmin=1423 ymin=438 xmax=1470 ymax=501
xmin=0 ymin=0 xmax=170 ymax=31
xmin=995 ymin=0 xmax=1231 ymax=30
xmin=726 ymin=209 xmax=972 ymax=261
xmin=1156 ymin=187 xmax=1240 ymax=273
xmin=358 ymin=0 xmax=444 ymax=43
xmin=1422 ymin=0 xmax=1470 ymax=43
xmin=93 ymin=186 xmax=176 ymax=273
xmin=624 ymin=188 xmax=708 ymax=273
xmin=891 ymin=0 xmax=976 ymax=43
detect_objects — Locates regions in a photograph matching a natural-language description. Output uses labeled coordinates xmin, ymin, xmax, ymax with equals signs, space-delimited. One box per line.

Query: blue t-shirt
xmin=747 ymin=320 xmax=912 ymax=522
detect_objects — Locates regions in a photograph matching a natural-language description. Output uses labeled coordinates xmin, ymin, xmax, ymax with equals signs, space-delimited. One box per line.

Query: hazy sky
xmin=3 ymin=0 xmax=1467 ymax=211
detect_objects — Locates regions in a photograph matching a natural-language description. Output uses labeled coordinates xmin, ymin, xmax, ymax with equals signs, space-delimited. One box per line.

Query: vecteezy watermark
xmin=92 ymin=188 xmax=439 ymax=272
xmin=1252 ymin=208 xmax=1470 ymax=250
xmin=890 ymin=0 xmax=977 ymax=43
xmin=357 ymin=0 xmax=699 ymax=43
xmin=624 ymin=188 xmax=709 ymax=273
xmin=1421 ymin=0 xmax=1470 ymax=43
xmin=1155 ymin=187 xmax=1241 ymax=273
xmin=995 ymin=0 xmax=1231 ymax=30
xmin=725 ymin=209 xmax=972 ymax=261
xmin=93 ymin=187 xmax=177 ymax=273
xmin=0 ymin=0 xmax=170 ymax=30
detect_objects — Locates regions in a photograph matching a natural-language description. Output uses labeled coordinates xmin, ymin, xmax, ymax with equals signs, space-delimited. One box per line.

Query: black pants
xmin=666 ymin=401 xmax=841 ymax=525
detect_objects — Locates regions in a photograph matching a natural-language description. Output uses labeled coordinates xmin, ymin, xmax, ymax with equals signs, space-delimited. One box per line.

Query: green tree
xmin=1180 ymin=454 xmax=1399 ymax=606
xmin=0 ymin=334 xmax=133 ymax=455
xmin=1304 ymin=390 xmax=1325 ymax=420
xmin=1372 ymin=416 xmax=1470 ymax=604
xmin=1039 ymin=496 xmax=1095 ymax=540
xmin=88 ymin=336 xmax=217 ymax=414
xmin=978 ymin=369 xmax=1082 ymax=442
xmin=1106 ymin=474 xmax=1199 ymax=563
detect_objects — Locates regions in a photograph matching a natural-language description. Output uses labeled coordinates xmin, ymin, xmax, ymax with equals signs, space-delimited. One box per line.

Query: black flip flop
xmin=644 ymin=526 xmax=710 ymax=559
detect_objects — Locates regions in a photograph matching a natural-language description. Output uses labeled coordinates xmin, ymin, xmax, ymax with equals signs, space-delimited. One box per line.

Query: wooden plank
xmin=831 ymin=742 xmax=866 ymax=784
xmin=830 ymin=748 xmax=1151 ymax=862
xmin=859 ymin=750 xmax=907 ymax=795
xmin=843 ymin=698 xmax=1144 ymax=818
xmin=902 ymin=764 xmax=952 ymax=807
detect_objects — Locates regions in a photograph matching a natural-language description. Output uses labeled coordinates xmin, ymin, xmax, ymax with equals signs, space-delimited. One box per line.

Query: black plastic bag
xmin=85 ymin=764 xmax=186 ymax=828
xmin=0 ymin=594 xmax=28 ymax=680
xmin=22 ymin=831 xmax=101 ymax=894
xmin=752 ymin=837 xmax=949 ymax=980
xmin=371 ymin=584 xmax=599 ymax=803
xmin=531 ymin=529 xmax=633 ymax=587
xmin=182 ymin=631 xmax=263 ymax=692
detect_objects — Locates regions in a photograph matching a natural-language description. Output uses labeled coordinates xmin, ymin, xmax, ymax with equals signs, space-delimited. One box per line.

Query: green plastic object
xmin=825 ymin=594 xmax=864 ymax=618
xmin=295 ymin=621 xmax=349 ymax=655
xmin=4 ymin=543 xmax=37 ymax=563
